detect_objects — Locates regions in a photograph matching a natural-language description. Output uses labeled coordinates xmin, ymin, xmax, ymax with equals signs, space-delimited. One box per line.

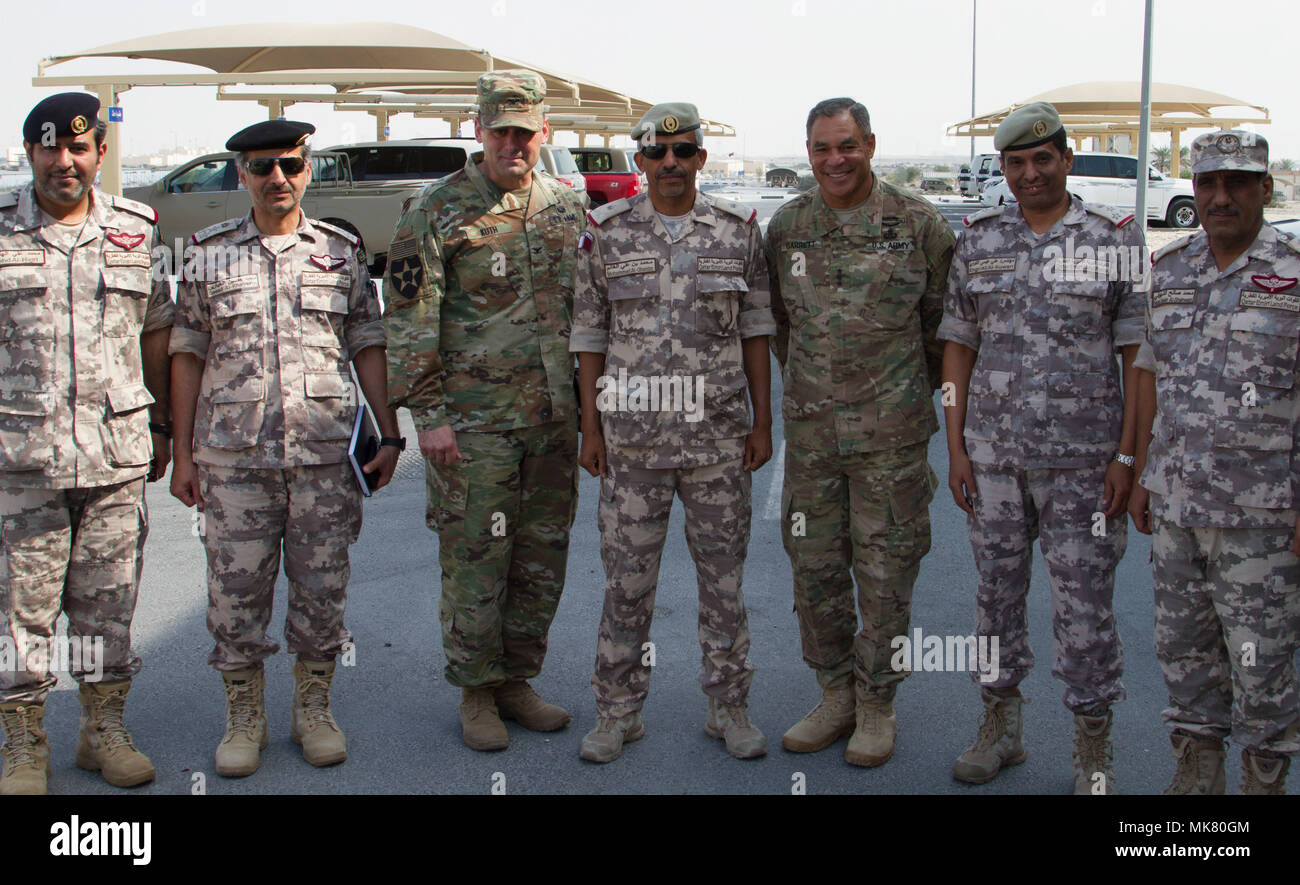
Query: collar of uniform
xmin=12 ymin=183 xmax=103 ymax=235
xmin=820 ymin=176 xmax=886 ymax=237
xmin=233 ymin=209 xmax=313 ymax=247
xmin=1246 ymin=219 xmax=1281 ymax=264
xmin=465 ymin=152 xmax=541 ymax=216
xmin=1061 ymin=194 xmax=1089 ymax=226
xmin=627 ymin=191 xmax=719 ymax=227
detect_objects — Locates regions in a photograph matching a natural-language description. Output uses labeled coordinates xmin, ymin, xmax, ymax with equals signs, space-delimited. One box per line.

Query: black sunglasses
xmin=244 ymin=156 xmax=306 ymax=176
xmin=640 ymin=143 xmax=700 ymax=160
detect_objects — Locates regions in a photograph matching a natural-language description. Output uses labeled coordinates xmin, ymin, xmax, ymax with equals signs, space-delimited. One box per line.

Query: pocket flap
xmin=1151 ymin=307 xmax=1194 ymax=331
xmin=304 ymin=372 xmax=351 ymax=398
xmin=0 ymin=268 xmax=48 ymax=294
xmin=696 ymin=272 xmax=749 ymax=294
xmin=1048 ymin=372 xmax=1112 ymax=398
xmin=1229 ymin=309 xmax=1300 ymax=337
xmin=0 ymin=388 xmax=53 ymax=416
xmin=964 ymin=273 xmax=1015 ymax=296
xmin=100 ymin=266 xmax=151 ymax=296
xmin=890 ymin=462 xmax=938 ymax=523
xmin=212 ymin=286 xmax=262 ymax=319
xmin=969 ymin=369 xmax=1013 ymax=397
xmin=1214 ymin=419 xmax=1292 ymax=451
xmin=105 ymin=384 xmax=154 ymax=415
xmin=301 ymin=288 xmax=349 ymax=314
xmin=209 ymin=374 xmax=265 ymax=404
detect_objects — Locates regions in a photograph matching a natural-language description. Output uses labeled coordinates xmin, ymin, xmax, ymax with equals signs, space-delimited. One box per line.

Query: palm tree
xmin=1151 ymin=146 xmax=1171 ymax=174
xmin=1272 ymin=158 xmax=1297 ymax=172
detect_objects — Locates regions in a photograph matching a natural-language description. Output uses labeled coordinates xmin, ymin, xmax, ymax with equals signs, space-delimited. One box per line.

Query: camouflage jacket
xmin=0 ymin=185 xmax=172 ymax=488
xmin=1135 ymin=223 xmax=1300 ymax=528
xmin=170 ymin=211 xmax=385 ymax=468
xmin=940 ymin=196 xmax=1146 ymax=469
xmin=570 ymin=191 xmax=776 ymax=469
xmin=766 ymin=178 xmax=953 ymax=456
xmin=384 ymin=154 xmax=586 ymax=433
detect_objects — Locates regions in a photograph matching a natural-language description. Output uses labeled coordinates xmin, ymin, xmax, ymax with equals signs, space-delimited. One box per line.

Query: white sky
xmin=7 ymin=0 xmax=1296 ymax=164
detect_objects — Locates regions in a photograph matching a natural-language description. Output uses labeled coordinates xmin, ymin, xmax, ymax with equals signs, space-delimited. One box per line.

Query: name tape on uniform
xmin=862 ymin=239 xmax=915 ymax=253
xmin=968 ymin=257 xmax=1017 ymax=275
xmin=104 ymin=251 xmax=152 ymax=268
xmin=302 ymin=271 xmax=351 ymax=288
xmin=606 ymin=258 xmax=657 ymax=278
xmin=1151 ymin=288 xmax=1196 ymax=308
xmin=207 ymin=275 xmax=258 ymax=297
xmin=1239 ymin=290 xmax=1300 ymax=313
xmin=697 ymin=257 xmax=744 ymax=273
xmin=0 ymin=249 xmax=45 ymax=267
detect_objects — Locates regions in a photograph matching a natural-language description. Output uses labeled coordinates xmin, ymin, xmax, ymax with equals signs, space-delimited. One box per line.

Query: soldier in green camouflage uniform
xmin=766 ymin=98 xmax=951 ymax=768
xmin=384 ymin=71 xmax=586 ymax=751
xmin=1132 ymin=130 xmax=1300 ymax=795
xmin=0 ymin=94 xmax=172 ymax=795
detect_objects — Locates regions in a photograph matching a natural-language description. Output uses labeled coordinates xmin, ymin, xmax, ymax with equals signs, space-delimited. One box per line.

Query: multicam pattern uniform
xmin=570 ymin=191 xmax=776 ymax=717
xmin=767 ymin=179 xmax=951 ymax=699
xmin=1136 ymin=223 xmax=1300 ymax=753
xmin=385 ymin=155 xmax=585 ymax=688
xmin=170 ymin=212 xmax=384 ymax=669
xmin=939 ymin=197 xmax=1145 ymax=712
xmin=0 ymin=185 xmax=172 ymax=703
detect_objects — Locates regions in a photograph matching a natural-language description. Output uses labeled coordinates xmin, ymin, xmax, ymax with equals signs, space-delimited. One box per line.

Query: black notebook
xmin=348 ymin=404 xmax=381 ymax=497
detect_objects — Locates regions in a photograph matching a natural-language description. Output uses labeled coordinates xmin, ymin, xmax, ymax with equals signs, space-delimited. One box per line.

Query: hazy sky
xmin=8 ymin=0 xmax=1295 ymax=163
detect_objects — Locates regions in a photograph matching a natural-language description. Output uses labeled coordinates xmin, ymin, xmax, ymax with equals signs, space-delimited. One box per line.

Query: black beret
xmin=225 ymin=120 xmax=315 ymax=152
xmin=24 ymin=93 xmax=101 ymax=144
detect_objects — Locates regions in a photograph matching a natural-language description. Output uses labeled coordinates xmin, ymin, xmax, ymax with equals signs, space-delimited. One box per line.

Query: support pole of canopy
xmin=94 ymin=83 xmax=122 ymax=196
xmin=1135 ymin=0 xmax=1154 ymax=235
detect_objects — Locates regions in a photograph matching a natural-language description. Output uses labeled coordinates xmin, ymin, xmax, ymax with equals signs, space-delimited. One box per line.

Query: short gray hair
xmin=806 ymin=98 xmax=871 ymax=142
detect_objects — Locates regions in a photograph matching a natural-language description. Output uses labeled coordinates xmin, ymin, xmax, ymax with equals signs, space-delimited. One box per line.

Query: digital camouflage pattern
xmin=782 ymin=442 xmax=936 ymax=697
xmin=940 ymin=196 xmax=1147 ymax=469
xmin=1151 ymin=518 xmax=1300 ymax=754
xmin=425 ymin=422 xmax=578 ymax=688
xmin=1188 ymin=129 xmax=1268 ymax=175
xmin=0 ymin=185 xmax=172 ymax=487
xmin=570 ymin=191 xmax=776 ymax=468
xmin=0 ymin=480 xmax=146 ymax=703
xmin=592 ymin=454 xmax=754 ymax=718
xmin=170 ymin=211 xmax=385 ymax=467
xmin=1136 ymin=225 xmax=1300 ymax=528
xmin=384 ymin=154 xmax=586 ymax=432
xmin=967 ymin=463 xmax=1126 ymax=712
xmin=766 ymin=177 xmax=953 ymax=455
xmin=200 ymin=462 xmax=360 ymax=668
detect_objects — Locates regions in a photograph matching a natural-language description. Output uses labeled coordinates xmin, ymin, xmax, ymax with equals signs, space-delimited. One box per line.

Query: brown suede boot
xmin=495 ymin=681 xmax=570 ymax=732
xmin=845 ymin=695 xmax=896 ymax=768
xmin=290 ymin=660 xmax=347 ymax=767
xmin=1163 ymin=732 xmax=1226 ymax=795
xmin=781 ymin=681 xmax=855 ymax=753
xmin=215 ymin=666 xmax=268 ymax=778
xmin=0 ymin=702 xmax=49 ymax=795
xmin=1072 ymin=709 xmax=1115 ymax=794
xmin=460 ymin=687 xmax=508 ymax=751
xmin=75 ymin=681 xmax=155 ymax=788
xmin=1241 ymin=748 xmax=1289 ymax=795
xmin=953 ymin=688 xmax=1026 ymax=784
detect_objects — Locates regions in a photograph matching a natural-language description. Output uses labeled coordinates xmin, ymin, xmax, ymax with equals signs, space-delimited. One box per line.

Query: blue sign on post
xmin=108 ymin=107 xmax=123 ymax=123
xmin=384 ymin=126 xmax=391 ymax=138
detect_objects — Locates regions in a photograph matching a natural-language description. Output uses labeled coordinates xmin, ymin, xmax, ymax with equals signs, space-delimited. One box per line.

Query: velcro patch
xmin=104 ymin=250 xmax=152 ymax=268
xmin=606 ymin=258 xmax=657 ymax=278
xmin=388 ymin=238 xmax=418 ymax=262
xmin=1239 ymin=290 xmax=1300 ymax=313
xmin=968 ymin=257 xmax=1016 ymax=275
xmin=387 ymin=254 xmax=424 ymax=301
xmin=862 ymin=239 xmax=915 ymax=253
xmin=0 ymin=250 xmax=45 ymax=267
xmin=1151 ymin=288 xmax=1195 ymax=308
xmin=302 ymin=271 xmax=350 ymax=288
xmin=208 ymin=275 xmax=258 ymax=298
xmin=697 ymin=257 xmax=744 ymax=273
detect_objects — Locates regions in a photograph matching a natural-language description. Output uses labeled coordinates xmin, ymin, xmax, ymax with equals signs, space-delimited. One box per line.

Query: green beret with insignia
xmin=23 ymin=92 xmax=100 ymax=144
xmin=1190 ymin=129 xmax=1268 ymax=174
xmin=995 ymin=101 xmax=1065 ymax=152
xmin=478 ymin=70 xmax=547 ymax=132
xmin=631 ymin=102 xmax=701 ymax=143
xmin=225 ymin=120 xmax=315 ymax=152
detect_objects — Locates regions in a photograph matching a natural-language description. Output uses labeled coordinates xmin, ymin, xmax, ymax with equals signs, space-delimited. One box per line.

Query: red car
xmin=570 ymin=147 xmax=645 ymax=207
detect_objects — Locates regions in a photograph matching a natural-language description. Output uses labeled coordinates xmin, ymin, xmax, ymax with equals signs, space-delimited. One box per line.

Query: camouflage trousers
xmin=1152 ymin=514 xmax=1300 ymax=754
xmin=198 ymin=462 xmax=361 ymax=670
xmin=592 ymin=452 xmax=754 ymax=718
xmin=427 ymin=421 xmax=578 ymax=689
xmin=782 ymin=441 xmax=936 ymax=700
xmin=0 ymin=479 xmax=146 ymax=703
xmin=967 ymin=462 xmax=1126 ymax=713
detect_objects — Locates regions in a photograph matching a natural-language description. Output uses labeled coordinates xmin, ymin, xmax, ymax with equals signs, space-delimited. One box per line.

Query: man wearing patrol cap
xmin=0 ymin=93 xmax=173 ymax=795
xmin=571 ymin=101 xmax=776 ymax=763
xmin=1130 ymin=130 xmax=1299 ymax=794
xmin=940 ymin=101 xmax=1146 ymax=792
xmin=385 ymin=70 xmax=586 ymax=752
xmin=169 ymin=119 xmax=400 ymax=777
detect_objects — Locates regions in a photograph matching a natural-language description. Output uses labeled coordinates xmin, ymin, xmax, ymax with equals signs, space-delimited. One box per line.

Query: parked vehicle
xmin=534 ymin=145 xmax=588 ymax=204
xmin=321 ymin=138 xmax=476 ymax=182
xmin=571 ymin=146 xmax=644 ymax=205
xmin=960 ymin=153 xmax=1001 ymax=197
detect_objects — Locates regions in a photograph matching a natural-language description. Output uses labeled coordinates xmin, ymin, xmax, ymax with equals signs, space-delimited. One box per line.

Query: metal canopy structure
xmin=33 ymin=22 xmax=735 ymax=194
xmin=948 ymin=81 xmax=1269 ymax=176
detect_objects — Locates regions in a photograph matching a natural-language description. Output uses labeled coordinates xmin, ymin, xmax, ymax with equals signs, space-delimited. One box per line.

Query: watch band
xmin=380 ymin=436 xmax=407 ymax=452
xmin=149 ymin=421 xmax=173 ymax=438
xmin=1113 ymin=453 xmax=1136 ymax=468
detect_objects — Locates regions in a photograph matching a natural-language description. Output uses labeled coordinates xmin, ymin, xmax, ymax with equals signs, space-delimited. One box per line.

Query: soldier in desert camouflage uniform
xmin=384 ymin=71 xmax=585 ymax=752
xmin=1131 ymin=130 xmax=1300 ymax=795
xmin=766 ymin=98 xmax=952 ymax=768
xmin=940 ymin=103 xmax=1146 ymax=793
xmin=0 ymin=93 xmax=171 ymax=795
xmin=571 ymin=102 xmax=776 ymax=764
xmin=170 ymin=120 xmax=400 ymax=778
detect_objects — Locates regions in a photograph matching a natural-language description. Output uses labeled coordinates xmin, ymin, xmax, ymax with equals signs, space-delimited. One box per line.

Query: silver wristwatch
xmin=1113 ymin=453 xmax=1136 ymax=468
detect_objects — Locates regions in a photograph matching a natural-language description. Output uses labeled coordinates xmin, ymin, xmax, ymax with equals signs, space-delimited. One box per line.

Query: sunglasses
xmin=640 ymin=143 xmax=700 ymax=160
xmin=244 ymin=156 xmax=306 ymax=176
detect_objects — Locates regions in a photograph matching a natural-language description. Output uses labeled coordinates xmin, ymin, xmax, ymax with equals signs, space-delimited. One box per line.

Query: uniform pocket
xmin=608 ymin=271 xmax=660 ymax=336
xmin=210 ymin=284 xmax=264 ymax=357
xmin=695 ymin=273 xmax=744 ymax=338
xmin=100 ymin=266 xmax=151 ymax=339
xmin=1223 ymin=310 xmax=1300 ymax=390
xmin=103 ymin=384 xmax=154 ymax=467
xmin=1047 ymin=371 xmax=1116 ymax=444
xmin=1210 ymin=418 xmax=1292 ymax=509
xmin=964 ymin=368 xmax=1013 ymax=441
xmin=0 ymin=388 xmax=54 ymax=470
xmin=302 ymin=372 xmax=355 ymax=441
xmin=204 ymin=373 xmax=265 ymax=450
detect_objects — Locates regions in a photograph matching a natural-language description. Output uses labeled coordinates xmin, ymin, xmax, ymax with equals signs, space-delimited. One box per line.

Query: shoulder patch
xmin=1082 ymin=202 xmax=1129 ymax=226
xmin=1152 ymin=234 xmax=1195 ymax=263
xmin=110 ymin=193 xmax=158 ymax=224
xmin=311 ymin=219 xmax=360 ymax=246
xmin=962 ymin=206 xmax=1004 ymax=227
xmin=589 ymin=198 xmax=632 ymax=227
xmin=711 ymin=196 xmax=757 ymax=225
xmin=1281 ymin=231 xmax=1300 ymax=256
xmin=0 ymin=190 xmax=19 ymax=210
xmin=191 ymin=217 xmax=242 ymax=244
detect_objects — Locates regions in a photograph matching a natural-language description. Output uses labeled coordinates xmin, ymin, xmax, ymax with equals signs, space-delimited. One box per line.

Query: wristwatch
xmin=380 ymin=436 xmax=407 ymax=452
xmin=1113 ymin=452 xmax=1136 ymax=468
xmin=149 ymin=421 xmax=173 ymax=438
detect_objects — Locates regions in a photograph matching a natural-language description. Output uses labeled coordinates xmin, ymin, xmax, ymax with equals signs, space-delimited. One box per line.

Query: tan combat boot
xmin=75 ymin=681 xmax=156 ymax=787
xmin=953 ymin=687 xmax=1027 ymax=784
xmin=460 ymin=687 xmax=508 ymax=751
xmin=579 ymin=712 xmax=645 ymax=763
xmin=0 ymin=702 xmax=50 ymax=795
xmin=215 ymin=666 xmax=268 ymax=778
xmin=290 ymin=660 xmax=347 ymax=767
xmin=781 ymin=681 xmax=855 ymax=753
xmin=1163 ymin=732 xmax=1226 ymax=795
xmin=845 ymin=695 xmax=896 ymax=768
xmin=1241 ymin=748 xmax=1289 ymax=795
xmin=1072 ymin=709 xmax=1115 ymax=794
xmin=495 ymin=681 xmax=571 ymax=732
xmin=705 ymin=698 xmax=767 ymax=759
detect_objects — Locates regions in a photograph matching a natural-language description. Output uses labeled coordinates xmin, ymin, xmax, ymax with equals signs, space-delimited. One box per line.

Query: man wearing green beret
xmin=385 ymin=70 xmax=586 ymax=752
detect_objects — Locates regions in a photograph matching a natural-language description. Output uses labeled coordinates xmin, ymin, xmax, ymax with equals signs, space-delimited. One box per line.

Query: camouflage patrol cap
xmin=23 ymin=92 xmax=100 ymax=144
xmin=631 ymin=103 xmax=701 ymax=143
xmin=995 ymin=101 xmax=1065 ymax=152
xmin=1190 ymin=129 xmax=1268 ymax=174
xmin=477 ymin=70 xmax=547 ymax=132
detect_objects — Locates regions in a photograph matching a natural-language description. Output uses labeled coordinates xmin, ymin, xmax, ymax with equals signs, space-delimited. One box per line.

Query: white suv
xmin=980 ymin=151 xmax=1199 ymax=228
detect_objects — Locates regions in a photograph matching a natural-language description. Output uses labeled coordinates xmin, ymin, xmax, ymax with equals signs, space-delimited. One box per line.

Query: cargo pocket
xmin=964 ymin=369 xmax=1013 ymax=441
xmin=1223 ymin=310 xmax=1300 ymax=391
xmin=103 ymin=383 xmax=155 ymax=467
xmin=0 ymin=387 xmax=54 ymax=471
xmin=426 ymin=459 xmax=469 ymax=532
xmin=608 ymin=266 xmax=660 ymax=336
xmin=695 ymin=273 xmax=743 ymax=339
xmin=1209 ymin=419 xmax=1292 ymax=509
xmin=302 ymin=371 xmax=354 ymax=442
xmin=205 ymin=374 xmax=266 ymax=450
xmin=1046 ymin=371 xmax=1117 ymax=444
xmin=210 ymin=283 xmax=264 ymax=357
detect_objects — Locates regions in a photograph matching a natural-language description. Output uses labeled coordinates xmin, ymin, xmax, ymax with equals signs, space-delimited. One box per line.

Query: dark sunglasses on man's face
xmin=640 ymin=142 xmax=700 ymax=161
xmin=245 ymin=156 xmax=306 ymax=177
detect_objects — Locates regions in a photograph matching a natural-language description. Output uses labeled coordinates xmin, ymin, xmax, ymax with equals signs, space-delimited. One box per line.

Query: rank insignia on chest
xmin=1251 ymin=274 xmax=1298 ymax=294
xmin=106 ymin=231 xmax=146 ymax=251
xmin=968 ymin=257 xmax=1017 ymax=275
xmin=309 ymin=254 xmax=347 ymax=272
xmin=1239 ymin=290 xmax=1300 ymax=313
xmin=0 ymin=249 xmax=45 ymax=267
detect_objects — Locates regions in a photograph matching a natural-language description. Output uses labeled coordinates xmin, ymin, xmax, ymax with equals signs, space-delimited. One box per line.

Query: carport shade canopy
xmin=32 ymin=21 xmax=735 ymax=194
xmin=948 ymin=81 xmax=1270 ymax=176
